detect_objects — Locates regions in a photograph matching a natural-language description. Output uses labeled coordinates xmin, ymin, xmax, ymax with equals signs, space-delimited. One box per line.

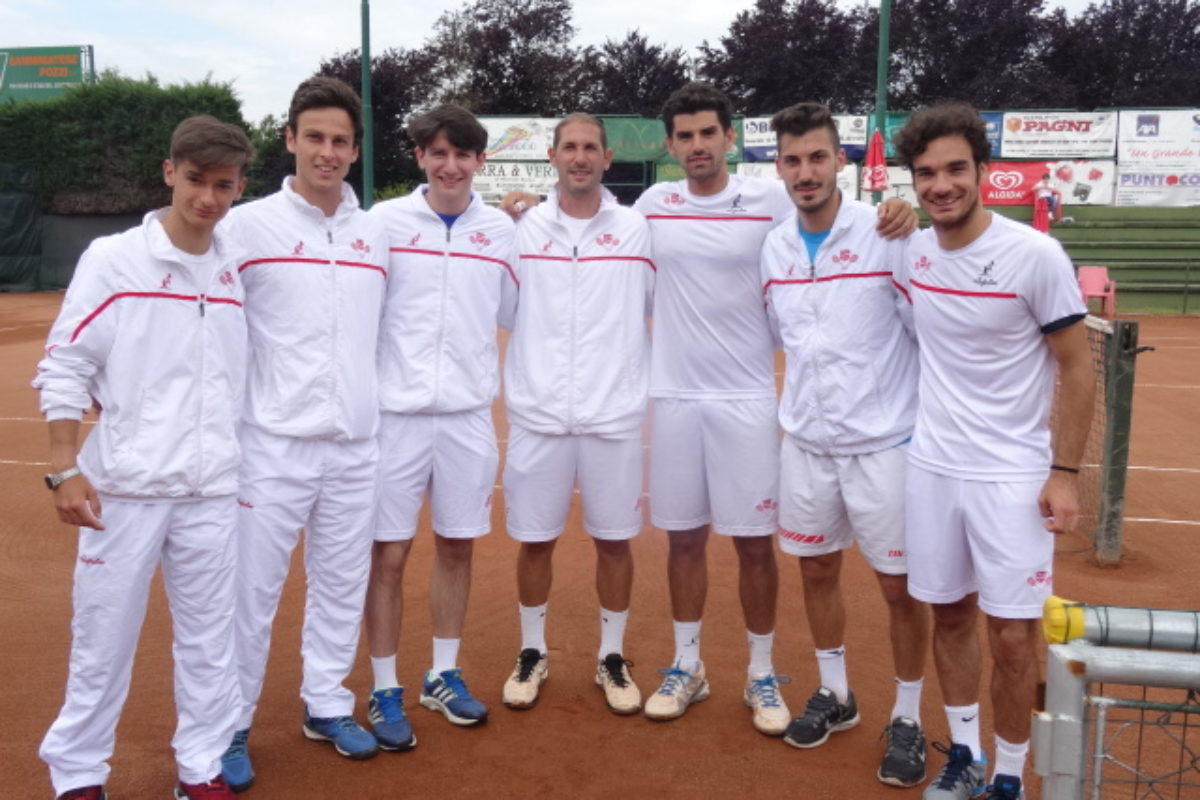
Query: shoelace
xmin=882 ymin=720 xmax=923 ymax=757
xmin=515 ymin=649 xmax=543 ymax=681
xmin=440 ymin=669 xmax=471 ymax=699
xmin=373 ymin=689 xmax=405 ymax=721
xmin=655 ymin=666 xmax=691 ymax=695
xmin=801 ymin=689 xmax=842 ymax=723
xmin=931 ymin=742 xmax=976 ymax=790
xmin=748 ymin=674 xmax=791 ymax=708
xmin=601 ymin=654 xmax=633 ymax=688
xmin=222 ymin=729 xmax=248 ymax=760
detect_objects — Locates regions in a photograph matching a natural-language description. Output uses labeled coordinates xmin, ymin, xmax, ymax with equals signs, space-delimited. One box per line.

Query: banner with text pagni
xmin=1000 ymin=112 xmax=1117 ymax=159
xmin=1117 ymin=109 xmax=1200 ymax=169
xmin=982 ymin=161 xmax=1115 ymax=205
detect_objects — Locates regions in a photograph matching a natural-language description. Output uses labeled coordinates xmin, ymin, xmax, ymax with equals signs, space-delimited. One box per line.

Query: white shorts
xmin=374 ymin=409 xmax=498 ymax=541
xmin=905 ymin=463 xmax=1054 ymax=618
xmin=778 ymin=437 xmax=908 ymax=575
xmin=649 ymin=397 xmax=779 ymax=537
xmin=504 ymin=424 xmax=644 ymax=542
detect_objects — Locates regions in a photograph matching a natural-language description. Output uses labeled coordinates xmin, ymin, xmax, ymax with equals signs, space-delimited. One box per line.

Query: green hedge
xmin=0 ymin=73 xmax=249 ymax=214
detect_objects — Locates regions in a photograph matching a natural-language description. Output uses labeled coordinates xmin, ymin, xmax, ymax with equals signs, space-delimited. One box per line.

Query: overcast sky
xmin=5 ymin=0 xmax=1095 ymax=122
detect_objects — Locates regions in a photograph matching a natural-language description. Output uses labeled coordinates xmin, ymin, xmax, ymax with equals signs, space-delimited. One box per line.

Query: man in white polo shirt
xmin=893 ymin=102 xmax=1093 ymax=800
xmin=760 ymin=102 xmax=929 ymax=786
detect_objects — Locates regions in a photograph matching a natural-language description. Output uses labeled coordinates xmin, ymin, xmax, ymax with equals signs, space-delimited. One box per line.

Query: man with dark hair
xmin=893 ymin=102 xmax=1093 ymax=800
xmin=219 ymin=76 xmax=389 ymax=789
xmin=36 ymin=115 xmax=253 ymax=800
xmin=499 ymin=112 xmax=653 ymax=716
xmin=761 ymin=102 xmax=929 ymax=786
xmin=363 ymin=103 xmax=515 ymax=742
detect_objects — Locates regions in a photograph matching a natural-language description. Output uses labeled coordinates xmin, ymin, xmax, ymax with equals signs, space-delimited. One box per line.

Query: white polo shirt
xmin=896 ymin=213 xmax=1086 ymax=480
xmin=634 ymin=174 xmax=794 ymax=400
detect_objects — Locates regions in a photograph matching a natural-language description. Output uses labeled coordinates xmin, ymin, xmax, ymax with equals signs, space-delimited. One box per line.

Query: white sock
xmin=746 ymin=630 xmax=775 ymax=679
xmin=672 ymin=620 xmax=701 ymax=672
xmin=891 ymin=676 xmax=924 ymax=723
xmin=431 ymin=637 xmax=459 ymax=674
xmin=993 ymin=735 xmax=1029 ymax=780
xmin=519 ymin=603 xmax=548 ymax=654
xmin=946 ymin=703 xmax=983 ymax=761
xmin=371 ymin=655 xmax=398 ymax=692
xmin=598 ymin=607 xmax=628 ymax=658
xmin=815 ymin=646 xmax=849 ymax=703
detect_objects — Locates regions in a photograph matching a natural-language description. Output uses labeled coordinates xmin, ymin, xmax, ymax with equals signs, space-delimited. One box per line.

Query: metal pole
xmin=872 ymin=0 xmax=891 ymax=205
xmin=360 ymin=0 xmax=374 ymax=209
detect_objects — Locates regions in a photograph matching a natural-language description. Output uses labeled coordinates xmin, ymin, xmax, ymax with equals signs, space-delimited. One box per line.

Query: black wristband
xmin=1050 ymin=464 xmax=1080 ymax=474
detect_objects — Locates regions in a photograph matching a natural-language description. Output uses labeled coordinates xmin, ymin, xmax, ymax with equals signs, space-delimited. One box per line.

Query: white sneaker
xmin=502 ymin=648 xmax=548 ymax=709
xmin=643 ymin=662 xmax=709 ymax=720
xmin=744 ymin=673 xmax=792 ymax=735
xmin=595 ymin=653 xmax=641 ymax=715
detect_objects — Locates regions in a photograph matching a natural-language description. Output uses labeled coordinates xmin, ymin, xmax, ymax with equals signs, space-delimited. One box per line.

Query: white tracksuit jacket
xmin=33 ymin=209 xmax=248 ymax=498
xmin=506 ymin=188 xmax=655 ymax=436
xmin=224 ymin=178 xmax=388 ymax=441
xmin=371 ymin=188 xmax=517 ymax=414
xmin=760 ymin=192 xmax=917 ymax=456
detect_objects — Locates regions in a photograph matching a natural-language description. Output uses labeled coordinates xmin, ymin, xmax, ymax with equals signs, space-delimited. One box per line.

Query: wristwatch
xmin=45 ymin=466 xmax=81 ymax=490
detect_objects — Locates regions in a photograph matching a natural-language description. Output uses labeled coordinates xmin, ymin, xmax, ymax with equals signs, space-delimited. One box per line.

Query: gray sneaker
xmin=878 ymin=716 xmax=926 ymax=787
xmin=923 ymin=742 xmax=986 ymax=799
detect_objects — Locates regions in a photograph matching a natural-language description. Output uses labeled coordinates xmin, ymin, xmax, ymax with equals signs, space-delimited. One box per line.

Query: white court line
xmin=0 ymin=417 xmax=94 ymax=423
xmin=1136 ymin=384 xmax=1200 ymax=389
xmin=0 ymin=458 xmax=48 ymax=466
xmin=1127 ymin=465 xmax=1200 ymax=475
xmin=1125 ymin=517 xmax=1200 ymax=527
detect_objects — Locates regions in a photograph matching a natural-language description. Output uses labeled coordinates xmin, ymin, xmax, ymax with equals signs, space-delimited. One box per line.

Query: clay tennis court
xmin=2 ymin=291 xmax=1197 ymax=798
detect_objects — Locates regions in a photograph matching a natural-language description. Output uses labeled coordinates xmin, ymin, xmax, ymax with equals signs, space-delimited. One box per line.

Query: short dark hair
xmin=287 ymin=76 xmax=363 ymax=144
xmin=553 ymin=112 xmax=607 ymax=149
xmin=894 ymin=101 xmax=991 ymax=169
xmin=170 ymin=115 xmax=255 ymax=175
xmin=408 ymin=104 xmax=489 ymax=155
xmin=661 ymin=81 xmax=733 ymax=136
xmin=770 ymin=102 xmax=840 ymax=150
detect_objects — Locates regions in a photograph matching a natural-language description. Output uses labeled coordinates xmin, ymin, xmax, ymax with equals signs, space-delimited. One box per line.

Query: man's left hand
xmin=876 ymin=197 xmax=919 ymax=240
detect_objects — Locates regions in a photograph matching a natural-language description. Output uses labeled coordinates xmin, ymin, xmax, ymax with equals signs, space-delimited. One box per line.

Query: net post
xmin=1095 ymin=320 xmax=1138 ymax=565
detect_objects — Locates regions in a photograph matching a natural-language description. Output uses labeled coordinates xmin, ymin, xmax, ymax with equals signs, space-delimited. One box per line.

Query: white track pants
xmin=234 ymin=425 xmax=378 ymax=727
xmin=40 ymin=496 xmax=240 ymax=795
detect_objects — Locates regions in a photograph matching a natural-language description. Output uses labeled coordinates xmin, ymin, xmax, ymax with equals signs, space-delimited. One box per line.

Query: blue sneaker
xmin=368 ymin=687 xmax=416 ymax=751
xmin=219 ymin=728 xmax=253 ymax=793
xmin=923 ymin=742 xmax=987 ymax=799
xmin=302 ymin=710 xmax=380 ymax=759
xmin=419 ymin=668 xmax=488 ymax=726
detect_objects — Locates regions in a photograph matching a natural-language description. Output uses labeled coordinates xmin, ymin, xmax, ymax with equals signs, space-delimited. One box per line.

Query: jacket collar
xmin=142 ymin=208 xmax=239 ymax=268
xmin=412 ymin=185 xmax=483 ymax=223
xmin=280 ymin=176 xmax=361 ymax=223
xmin=540 ymin=185 xmax=619 ymax=225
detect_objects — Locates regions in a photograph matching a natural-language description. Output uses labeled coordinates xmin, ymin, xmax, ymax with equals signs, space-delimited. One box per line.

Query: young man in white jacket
xmin=498 ymin=114 xmax=654 ymax=715
xmin=35 ymin=116 xmax=254 ymax=800
xmin=362 ymin=105 xmax=516 ymax=742
xmin=218 ymin=77 xmax=389 ymax=790
xmin=759 ymin=103 xmax=929 ymax=786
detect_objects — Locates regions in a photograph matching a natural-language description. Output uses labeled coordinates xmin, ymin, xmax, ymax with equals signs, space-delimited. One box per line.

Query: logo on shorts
xmin=351 ymin=238 xmax=372 ymax=255
xmin=160 ymin=273 xmax=173 ymax=290
xmin=237 ymin=498 xmax=254 ymax=509
xmin=888 ymin=549 xmax=905 ymax=558
xmin=664 ymin=192 xmax=685 ymax=207
xmin=469 ymin=231 xmax=492 ymax=249
xmin=1026 ymin=570 xmax=1051 ymax=587
xmin=755 ymin=498 xmax=777 ymax=513
xmin=914 ymin=255 xmax=932 ymax=274
xmin=408 ymin=233 xmax=421 ymax=247
xmin=79 ymin=555 xmax=105 ymax=566
xmin=292 ymin=241 xmax=305 ymax=256
xmin=780 ymin=528 xmax=825 ymax=544
xmin=974 ymin=260 xmax=999 ymax=287
xmin=595 ymin=232 xmax=620 ymax=250
xmin=831 ymin=249 xmax=859 ymax=266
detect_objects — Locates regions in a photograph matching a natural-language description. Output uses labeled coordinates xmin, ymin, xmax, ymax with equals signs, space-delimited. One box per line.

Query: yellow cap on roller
xmin=1043 ymin=595 xmax=1087 ymax=644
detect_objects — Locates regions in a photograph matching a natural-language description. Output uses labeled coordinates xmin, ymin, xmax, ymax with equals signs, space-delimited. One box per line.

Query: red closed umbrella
xmin=1032 ymin=195 xmax=1051 ymax=233
xmin=861 ymin=129 xmax=890 ymax=193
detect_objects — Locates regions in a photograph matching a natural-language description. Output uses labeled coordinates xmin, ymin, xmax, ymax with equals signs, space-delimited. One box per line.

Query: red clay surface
xmin=2 ymin=292 xmax=1197 ymax=799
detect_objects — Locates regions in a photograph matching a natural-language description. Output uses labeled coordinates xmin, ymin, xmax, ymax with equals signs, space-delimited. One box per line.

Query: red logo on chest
xmin=664 ymin=193 xmax=685 ymax=207
xmin=469 ymin=231 xmax=492 ymax=249
xmin=595 ymin=233 xmax=620 ymax=249
xmin=351 ymin=238 xmax=372 ymax=254
xmin=831 ymin=249 xmax=859 ymax=266
xmin=914 ymin=256 xmax=932 ymax=273
xmin=219 ymin=270 xmax=234 ymax=286
xmin=292 ymin=241 xmax=305 ymax=256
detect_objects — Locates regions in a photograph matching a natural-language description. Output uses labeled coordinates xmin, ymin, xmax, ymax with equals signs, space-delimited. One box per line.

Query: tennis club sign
xmin=0 ymin=46 xmax=94 ymax=102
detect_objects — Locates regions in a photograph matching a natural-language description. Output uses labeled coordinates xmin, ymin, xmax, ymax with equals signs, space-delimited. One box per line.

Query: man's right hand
xmin=499 ymin=191 xmax=541 ymax=220
xmin=54 ymin=473 xmax=105 ymax=530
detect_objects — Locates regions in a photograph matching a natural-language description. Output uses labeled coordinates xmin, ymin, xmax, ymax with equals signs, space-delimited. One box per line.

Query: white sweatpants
xmin=234 ymin=425 xmax=378 ymax=726
xmin=39 ymin=496 xmax=240 ymax=796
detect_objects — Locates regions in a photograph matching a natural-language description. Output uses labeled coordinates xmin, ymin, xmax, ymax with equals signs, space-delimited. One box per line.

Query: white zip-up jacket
xmin=761 ymin=191 xmax=917 ymax=455
xmin=224 ymin=178 xmax=387 ymax=442
xmin=506 ymin=188 xmax=655 ymax=436
xmin=33 ymin=209 xmax=248 ymax=498
xmin=371 ymin=188 xmax=517 ymax=415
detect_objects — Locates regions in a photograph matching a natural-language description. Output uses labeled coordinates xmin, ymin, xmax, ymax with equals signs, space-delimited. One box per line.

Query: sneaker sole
xmin=876 ymin=766 xmax=926 ymax=788
xmin=644 ymin=680 xmax=710 ymax=721
xmin=503 ymin=671 xmax=548 ymax=710
xmin=419 ymin=695 xmax=488 ymax=726
xmin=301 ymin=724 xmax=380 ymax=759
xmin=376 ymin=732 xmax=417 ymax=752
xmin=595 ymin=675 xmax=641 ymax=715
xmin=744 ymin=695 xmax=789 ymax=736
xmin=782 ymin=711 xmax=861 ymax=749
xmin=226 ymin=775 xmax=254 ymax=793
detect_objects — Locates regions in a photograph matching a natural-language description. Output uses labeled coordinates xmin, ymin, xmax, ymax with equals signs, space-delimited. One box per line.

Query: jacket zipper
xmin=433 ymin=226 xmax=451 ymax=406
xmin=327 ymin=219 xmax=339 ymax=430
xmin=568 ymin=244 xmax=578 ymax=431
xmin=194 ymin=291 xmax=207 ymax=495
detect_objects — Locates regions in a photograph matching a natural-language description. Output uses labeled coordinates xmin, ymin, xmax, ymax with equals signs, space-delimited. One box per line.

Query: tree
xmin=575 ymin=31 xmax=691 ymax=116
xmin=699 ymin=0 xmax=876 ymax=115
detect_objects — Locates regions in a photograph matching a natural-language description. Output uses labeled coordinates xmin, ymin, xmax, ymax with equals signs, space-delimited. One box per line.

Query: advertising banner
xmin=481 ymin=118 xmax=557 ymax=161
xmin=742 ymin=115 xmax=868 ymax=162
xmin=1117 ymin=109 xmax=1200 ymax=168
xmin=602 ymin=116 xmax=668 ymax=162
xmin=0 ymin=45 xmax=91 ymax=102
xmin=472 ymin=162 xmax=558 ymax=205
xmin=982 ymin=161 xmax=1115 ymax=205
xmin=1000 ymin=112 xmax=1117 ymax=158
xmin=1115 ymin=167 xmax=1200 ymax=206
xmin=981 ymin=112 xmax=1004 ymax=159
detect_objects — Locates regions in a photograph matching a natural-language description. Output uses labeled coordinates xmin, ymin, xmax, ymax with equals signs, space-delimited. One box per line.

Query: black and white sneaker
xmin=878 ymin=716 xmax=927 ymax=787
xmin=783 ymin=686 xmax=860 ymax=748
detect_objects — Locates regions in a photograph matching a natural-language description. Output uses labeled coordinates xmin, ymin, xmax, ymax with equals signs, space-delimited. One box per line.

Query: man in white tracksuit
xmin=362 ymin=105 xmax=516 ymax=744
xmin=759 ymin=103 xmax=929 ymax=786
xmin=36 ymin=116 xmax=254 ymax=800
xmin=498 ymin=114 xmax=654 ymax=716
xmin=218 ymin=77 xmax=389 ymax=791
